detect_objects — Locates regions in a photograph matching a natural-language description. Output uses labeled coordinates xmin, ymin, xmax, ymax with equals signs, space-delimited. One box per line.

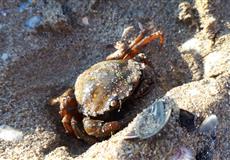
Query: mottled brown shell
xmin=74 ymin=60 xmax=142 ymax=117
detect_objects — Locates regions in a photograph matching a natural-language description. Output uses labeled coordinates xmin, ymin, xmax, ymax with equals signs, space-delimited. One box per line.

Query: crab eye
xmin=109 ymin=96 xmax=121 ymax=109
xmin=62 ymin=97 xmax=67 ymax=103
xmin=62 ymin=96 xmax=70 ymax=106
xmin=66 ymin=96 xmax=71 ymax=101
xmin=110 ymin=99 xmax=118 ymax=107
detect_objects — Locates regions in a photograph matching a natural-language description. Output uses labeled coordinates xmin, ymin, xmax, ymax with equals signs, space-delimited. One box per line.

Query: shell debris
xmin=199 ymin=114 xmax=218 ymax=136
xmin=125 ymin=98 xmax=172 ymax=139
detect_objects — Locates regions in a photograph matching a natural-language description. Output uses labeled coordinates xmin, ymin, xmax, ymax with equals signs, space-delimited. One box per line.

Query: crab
xmin=50 ymin=30 xmax=164 ymax=143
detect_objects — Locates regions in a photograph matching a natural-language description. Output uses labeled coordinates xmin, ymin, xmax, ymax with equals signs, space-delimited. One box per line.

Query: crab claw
xmin=49 ymin=96 xmax=60 ymax=106
xmin=49 ymin=88 xmax=75 ymax=105
xmin=71 ymin=117 xmax=98 ymax=144
xmin=49 ymin=88 xmax=80 ymax=135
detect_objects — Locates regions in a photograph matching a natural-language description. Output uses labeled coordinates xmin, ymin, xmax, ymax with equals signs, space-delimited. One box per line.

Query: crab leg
xmin=49 ymin=88 xmax=81 ymax=135
xmin=106 ymin=31 xmax=164 ymax=60
xmin=123 ymin=31 xmax=164 ymax=60
xmin=128 ymin=29 xmax=148 ymax=49
xmin=49 ymin=96 xmax=75 ymax=134
xmin=106 ymin=30 xmax=147 ymax=60
xmin=61 ymin=114 xmax=74 ymax=134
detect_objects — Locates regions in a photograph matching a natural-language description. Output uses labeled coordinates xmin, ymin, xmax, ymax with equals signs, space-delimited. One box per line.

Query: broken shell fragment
xmin=170 ymin=146 xmax=194 ymax=160
xmin=195 ymin=114 xmax=219 ymax=160
xmin=199 ymin=114 xmax=218 ymax=135
xmin=125 ymin=98 xmax=172 ymax=139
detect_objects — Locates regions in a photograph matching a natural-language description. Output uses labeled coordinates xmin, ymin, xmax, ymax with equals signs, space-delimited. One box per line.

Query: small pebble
xmin=1 ymin=53 xmax=10 ymax=61
xmin=0 ymin=125 xmax=23 ymax=141
xmin=18 ymin=0 xmax=34 ymax=13
xmin=0 ymin=10 xmax=7 ymax=16
xmin=82 ymin=17 xmax=89 ymax=25
xmin=25 ymin=15 xmax=42 ymax=29
xmin=19 ymin=2 xmax=30 ymax=12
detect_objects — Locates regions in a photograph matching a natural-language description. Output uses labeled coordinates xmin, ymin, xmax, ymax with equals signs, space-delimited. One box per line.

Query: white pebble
xmin=0 ymin=125 xmax=23 ymax=141
xmin=180 ymin=38 xmax=201 ymax=53
xmin=82 ymin=17 xmax=89 ymax=25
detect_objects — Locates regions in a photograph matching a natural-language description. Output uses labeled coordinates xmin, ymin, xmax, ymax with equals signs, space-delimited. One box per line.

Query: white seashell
xmin=125 ymin=98 xmax=172 ymax=139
